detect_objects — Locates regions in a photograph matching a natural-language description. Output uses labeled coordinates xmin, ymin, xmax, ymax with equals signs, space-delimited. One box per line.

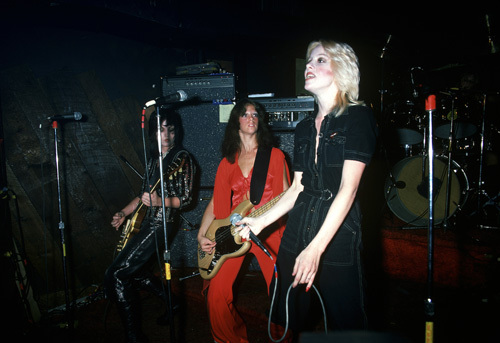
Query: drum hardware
xmin=376 ymin=48 xmax=497 ymax=229
xmin=385 ymin=170 xmax=406 ymax=197
xmin=383 ymin=102 xmax=425 ymax=162
xmin=385 ymin=88 xmax=500 ymax=229
xmin=435 ymin=92 xmax=476 ymax=137
xmin=379 ymin=34 xmax=392 ymax=115
xmin=410 ymin=66 xmax=424 ymax=99
xmin=473 ymin=190 xmax=500 ymax=230
xmin=440 ymin=95 xmax=456 ymax=229
xmin=470 ymin=93 xmax=500 ymax=229
xmin=385 ymin=94 xmax=472 ymax=229
xmin=385 ymin=154 xmax=469 ymax=227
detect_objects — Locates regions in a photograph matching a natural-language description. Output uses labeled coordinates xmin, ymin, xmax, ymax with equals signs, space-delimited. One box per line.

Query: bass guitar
xmin=116 ymin=156 xmax=186 ymax=253
xmin=197 ymin=192 xmax=284 ymax=280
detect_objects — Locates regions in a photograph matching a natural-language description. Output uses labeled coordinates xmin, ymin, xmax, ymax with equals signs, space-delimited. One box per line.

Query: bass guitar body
xmin=197 ymin=191 xmax=284 ymax=280
xmin=197 ymin=200 xmax=254 ymax=280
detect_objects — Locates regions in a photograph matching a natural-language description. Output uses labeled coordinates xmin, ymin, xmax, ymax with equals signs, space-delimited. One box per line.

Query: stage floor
xmin=15 ymin=208 xmax=500 ymax=342
xmin=23 ymin=263 xmax=500 ymax=343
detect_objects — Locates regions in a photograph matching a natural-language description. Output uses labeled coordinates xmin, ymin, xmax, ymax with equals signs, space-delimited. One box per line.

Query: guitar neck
xmin=150 ymin=158 xmax=185 ymax=192
xmin=138 ymin=157 xmax=186 ymax=208
xmin=246 ymin=191 xmax=285 ymax=219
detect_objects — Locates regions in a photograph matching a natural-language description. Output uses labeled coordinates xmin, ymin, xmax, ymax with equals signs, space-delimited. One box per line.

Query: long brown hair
xmin=221 ymin=99 xmax=274 ymax=164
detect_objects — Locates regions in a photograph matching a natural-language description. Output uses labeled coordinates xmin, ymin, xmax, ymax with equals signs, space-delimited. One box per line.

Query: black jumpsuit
xmin=274 ymin=105 xmax=378 ymax=331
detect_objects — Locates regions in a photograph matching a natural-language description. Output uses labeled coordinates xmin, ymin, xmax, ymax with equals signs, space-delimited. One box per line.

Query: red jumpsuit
xmin=204 ymin=148 xmax=289 ymax=343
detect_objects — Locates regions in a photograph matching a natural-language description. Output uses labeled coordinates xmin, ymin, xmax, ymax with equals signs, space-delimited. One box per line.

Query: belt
xmin=303 ymin=187 xmax=333 ymax=201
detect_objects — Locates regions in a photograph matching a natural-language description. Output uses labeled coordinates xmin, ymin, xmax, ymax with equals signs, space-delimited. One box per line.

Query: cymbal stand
xmin=475 ymin=94 xmax=499 ymax=229
xmin=442 ymin=97 xmax=456 ymax=230
xmin=379 ymin=34 xmax=391 ymax=115
xmin=378 ymin=34 xmax=400 ymax=213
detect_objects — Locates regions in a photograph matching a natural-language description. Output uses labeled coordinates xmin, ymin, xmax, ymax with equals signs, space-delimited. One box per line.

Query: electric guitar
xmin=115 ymin=156 xmax=186 ymax=253
xmin=197 ymin=192 xmax=284 ymax=280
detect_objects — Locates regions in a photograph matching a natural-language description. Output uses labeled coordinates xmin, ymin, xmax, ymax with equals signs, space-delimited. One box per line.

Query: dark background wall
xmin=1 ymin=1 xmax=499 ymax=312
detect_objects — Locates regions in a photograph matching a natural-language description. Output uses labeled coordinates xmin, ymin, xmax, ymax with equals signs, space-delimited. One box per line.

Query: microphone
xmin=145 ymin=90 xmax=188 ymax=107
xmin=230 ymin=213 xmax=273 ymax=260
xmin=47 ymin=112 xmax=82 ymax=121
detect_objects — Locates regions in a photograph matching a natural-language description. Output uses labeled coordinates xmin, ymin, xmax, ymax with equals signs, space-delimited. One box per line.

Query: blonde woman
xmin=238 ymin=40 xmax=378 ymax=337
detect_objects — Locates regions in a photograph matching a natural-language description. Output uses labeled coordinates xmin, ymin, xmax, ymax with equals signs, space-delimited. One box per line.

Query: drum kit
xmin=381 ymin=71 xmax=500 ymax=229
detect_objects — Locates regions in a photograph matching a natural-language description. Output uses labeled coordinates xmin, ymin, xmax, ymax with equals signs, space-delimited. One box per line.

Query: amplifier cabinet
xmin=162 ymin=73 xmax=235 ymax=104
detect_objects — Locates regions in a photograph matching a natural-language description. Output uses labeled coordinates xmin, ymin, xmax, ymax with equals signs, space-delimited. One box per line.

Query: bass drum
xmin=385 ymin=155 xmax=469 ymax=226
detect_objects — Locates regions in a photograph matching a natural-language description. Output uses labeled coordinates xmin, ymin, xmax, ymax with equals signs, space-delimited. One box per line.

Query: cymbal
xmin=439 ymin=88 xmax=500 ymax=97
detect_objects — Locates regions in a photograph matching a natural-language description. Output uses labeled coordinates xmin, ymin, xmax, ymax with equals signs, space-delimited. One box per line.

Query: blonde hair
xmin=306 ymin=40 xmax=364 ymax=116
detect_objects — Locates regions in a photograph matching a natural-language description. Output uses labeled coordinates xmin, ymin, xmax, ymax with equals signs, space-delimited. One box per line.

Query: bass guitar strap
xmin=250 ymin=147 xmax=272 ymax=205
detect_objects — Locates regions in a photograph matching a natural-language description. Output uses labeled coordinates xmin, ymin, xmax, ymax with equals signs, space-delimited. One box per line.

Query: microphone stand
xmin=50 ymin=120 xmax=73 ymax=331
xmin=153 ymin=107 xmax=176 ymax=341
xmin=424 ymin=95 xmax=436 ymax=342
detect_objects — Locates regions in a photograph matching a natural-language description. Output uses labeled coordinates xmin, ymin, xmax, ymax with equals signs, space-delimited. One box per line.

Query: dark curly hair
xmin=149 ymin=109 xmax=184 ymax=159
xmin=221 ymin=98 xmax=274 ymax=164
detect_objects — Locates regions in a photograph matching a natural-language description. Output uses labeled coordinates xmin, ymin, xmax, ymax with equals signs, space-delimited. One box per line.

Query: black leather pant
xmin=104 ymin=222 xmax=172 ymax=342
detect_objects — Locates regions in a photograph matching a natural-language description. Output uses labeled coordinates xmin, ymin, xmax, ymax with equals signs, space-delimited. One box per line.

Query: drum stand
xmin=394 ymin=96 xmax=462 ymax=230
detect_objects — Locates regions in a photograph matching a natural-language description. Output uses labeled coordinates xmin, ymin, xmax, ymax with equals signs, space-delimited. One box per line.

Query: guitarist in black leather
xmin=105 ymin=110 xmax=195 ymax=343
xmin=196 ymin=99 xmax=290 ymax=343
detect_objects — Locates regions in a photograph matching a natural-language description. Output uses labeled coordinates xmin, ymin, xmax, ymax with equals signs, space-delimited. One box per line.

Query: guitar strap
xmin=250 ymin=147 xmax=272 ymax=205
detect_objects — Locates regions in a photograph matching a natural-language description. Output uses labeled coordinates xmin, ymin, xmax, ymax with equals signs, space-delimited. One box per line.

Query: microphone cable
xmin=267 ymin=264 xmax=328 ymax=342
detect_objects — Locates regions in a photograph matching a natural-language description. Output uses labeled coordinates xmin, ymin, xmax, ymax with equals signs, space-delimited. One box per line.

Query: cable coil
xmin=267 ymin=264 xmax=328 ymax=342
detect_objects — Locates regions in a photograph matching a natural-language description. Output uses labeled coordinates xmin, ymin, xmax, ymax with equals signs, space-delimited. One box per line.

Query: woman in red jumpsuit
xmin=197 ymin=98 xmax=290 ymax=343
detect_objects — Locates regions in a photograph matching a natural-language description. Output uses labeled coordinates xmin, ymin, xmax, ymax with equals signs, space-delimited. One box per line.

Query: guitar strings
xmin=212 ymin=194 xmax=284 ymax=244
